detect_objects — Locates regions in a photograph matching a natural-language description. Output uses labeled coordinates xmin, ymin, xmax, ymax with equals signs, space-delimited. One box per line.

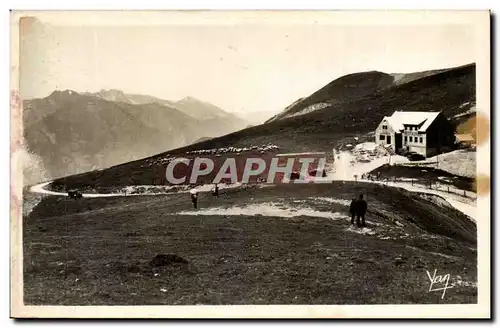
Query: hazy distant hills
xmin=89 ymin=89 xmax=244 ymax=121
xmin=90 ymin=90 xmax=251 ymax=141
xmin=22 ymin=90 xmax=251 ymax=183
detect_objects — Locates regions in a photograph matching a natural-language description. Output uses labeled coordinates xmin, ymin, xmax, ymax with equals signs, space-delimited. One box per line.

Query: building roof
xmin=384 ymin=111 xmax=441 ymax=132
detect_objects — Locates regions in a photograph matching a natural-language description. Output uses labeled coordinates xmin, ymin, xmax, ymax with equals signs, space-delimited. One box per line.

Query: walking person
xmin=349 ymin=197 xmax=357 ymax=225
xmin=190 ymin=188 xmax=199 ymax=209
xmin=355 ymin=193 xmax=367 ymax=227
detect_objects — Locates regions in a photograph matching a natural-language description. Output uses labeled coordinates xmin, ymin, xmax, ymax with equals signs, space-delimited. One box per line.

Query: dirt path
xmin=30 ymin=182 xmax=119 ymax=198
xmin=28 ymin=150 xmax=476 ymax=220
xmin=362 ymin=180 xmax=476 ymax=221
xmin=326 ymin=151 xmax=476 ymax=221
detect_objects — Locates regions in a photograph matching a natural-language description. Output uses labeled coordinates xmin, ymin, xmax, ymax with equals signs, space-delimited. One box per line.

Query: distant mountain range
xmin=22 ymin=90 xmax=252 ymax=184
xmin=87 ymin=90 xmax=241 ymax=121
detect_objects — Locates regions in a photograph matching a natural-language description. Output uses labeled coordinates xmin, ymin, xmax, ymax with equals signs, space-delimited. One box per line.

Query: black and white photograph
xmin=10 ymin=9 xmax=491 ymax=319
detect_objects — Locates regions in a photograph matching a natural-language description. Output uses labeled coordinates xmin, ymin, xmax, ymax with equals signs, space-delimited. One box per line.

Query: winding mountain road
xmin=29 ymin=151 xmax=477 ymax=221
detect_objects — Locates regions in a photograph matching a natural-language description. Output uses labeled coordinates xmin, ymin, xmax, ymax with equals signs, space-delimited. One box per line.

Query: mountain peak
xmin=179 ymin=96 xmax=200 ymax=103
xmin=49 ymin=89 xmax=79 ymax=98
xmin=99 ymin=89 xmax=125 ymax=95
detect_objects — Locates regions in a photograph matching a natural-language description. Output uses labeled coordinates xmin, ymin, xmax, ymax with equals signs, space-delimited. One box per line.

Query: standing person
xmin=349 ymin=197 xmax=357 ymax=225
xmin=190 ymin=188 xmax=198 ymax=209
xmin=356 ymin=193 xmax=367 ymax=227
xmin=212 ymin=183 xmax=219 ymax=197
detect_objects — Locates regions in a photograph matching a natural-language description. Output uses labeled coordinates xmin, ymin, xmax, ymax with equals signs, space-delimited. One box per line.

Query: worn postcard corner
xmin=10 ymin=9 xmax=491 ymax=319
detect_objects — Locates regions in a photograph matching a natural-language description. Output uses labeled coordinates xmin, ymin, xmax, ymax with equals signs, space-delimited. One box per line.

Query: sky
xmin=17 ymin=11 xmax=480 ymax=114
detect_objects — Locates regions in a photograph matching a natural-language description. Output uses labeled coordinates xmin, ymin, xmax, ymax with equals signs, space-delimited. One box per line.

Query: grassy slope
xmin=267 ymin=70 xmax=395 ymax=122
xmin=390 ymin=68 xmax=451 ymax=86
xmin=291 ymin=63 xmax=475 ymax=134
xmin=24 ymin=182 xmax=476 ymax=305
xmin=48 ymin=63 xmax=475 ymax=190
xmin=266 ymin=65 xmax=472 ymax=124
xmin=369 ymin=164 xmax=475 ymax=191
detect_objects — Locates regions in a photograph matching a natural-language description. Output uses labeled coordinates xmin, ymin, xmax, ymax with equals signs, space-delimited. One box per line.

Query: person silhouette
xmin=355 ymin=193 xmax=367 ymax=227
xmin=190 ymin=188 xmax=198 ymax=209
xmin=349 ymin=197 xmax=357 ymax=225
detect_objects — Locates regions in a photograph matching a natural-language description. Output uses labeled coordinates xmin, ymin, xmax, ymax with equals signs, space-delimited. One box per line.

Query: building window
xmin=419 ymin=137 xmax=423 ymax=143
xmin=379 ymin=135 xmax=385 ymax=141
xmin=382 ymin=125 xmax=387 ymax=130
xmin=404 ymin=136 xmax=407 ymax=142
xmin=409 ymin=136 xmax=413 ymax=142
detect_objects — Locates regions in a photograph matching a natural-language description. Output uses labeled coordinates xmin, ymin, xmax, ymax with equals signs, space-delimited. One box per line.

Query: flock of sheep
xmin=185 ymin=144 xmax=280 ymax=155
xmin=141 ymin=143 xmax=281 ymax=168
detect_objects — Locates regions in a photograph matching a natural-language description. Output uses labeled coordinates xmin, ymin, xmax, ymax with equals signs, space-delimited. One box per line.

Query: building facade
xmin=375 ymin=111 xmax=455 ymax=158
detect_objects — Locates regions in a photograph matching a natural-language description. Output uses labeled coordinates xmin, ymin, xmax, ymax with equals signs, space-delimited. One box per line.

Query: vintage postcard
xmin=10 ymin=10 xmax=491 ymax=319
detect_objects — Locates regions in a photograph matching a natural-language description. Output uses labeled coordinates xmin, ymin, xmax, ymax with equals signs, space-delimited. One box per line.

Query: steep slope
xmin=23 ymin=90 xmax=255 ymax=182
xmin=174 ymin=96 xmax=230 ymax=120
xmin=266 ymin=71 xmax=395 ymax=122
xmin=88 ymin=89 xmax=178 ymax=108
xmin=173 ymin=97 xmax=250 ymax=135
xmin=91 ymin=90 xmax=249 ymax=135
xmin=24 ymin=90 xmax=95 ymax=129
xmin=85 ymin=89 xmax=132 ymax=103
xmin=91 ymin=90 xmax=246 ymax=123
xmin=23 ymin=91 xmax=202 ymax=181
xmin=180 ymin=63 xmax=476 ymax=152
xmin=48 ymin=63 xmax=475 ymax=190
xmin=191 ymin=136 xmax=212 ymax=144
xmin=390 ymin=68 xmax=450 ymax=86
xmin=267 ymin=65 xmax=470 ymax=123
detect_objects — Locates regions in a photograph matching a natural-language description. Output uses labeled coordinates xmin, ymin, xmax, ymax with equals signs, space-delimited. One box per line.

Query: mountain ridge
xmin=48 ymin=62 xmax=476 ymax=190
xmin=266 ymin=64 xmax=474 ymax=123
xmin=22 ymin=90 xmax=251 ymax=183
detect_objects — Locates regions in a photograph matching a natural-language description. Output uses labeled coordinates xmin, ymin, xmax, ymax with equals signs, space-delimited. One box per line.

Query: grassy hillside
xmin=390 ymin=68 xmax=450 ymax=86
xmin=24 ymin=182 xmax=477 ymax=305
xmin=48 ymin=63 xmax=475 ymax=190
xmin=266 ymin=66 xmax=463 ymax=123
xmin=267 ymin=70 xmax=395 ymax=122
xmin=369 ymin=164 xmax=475 ymax=191
xmin=278 ymin=63 xmax=475 ymax=134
